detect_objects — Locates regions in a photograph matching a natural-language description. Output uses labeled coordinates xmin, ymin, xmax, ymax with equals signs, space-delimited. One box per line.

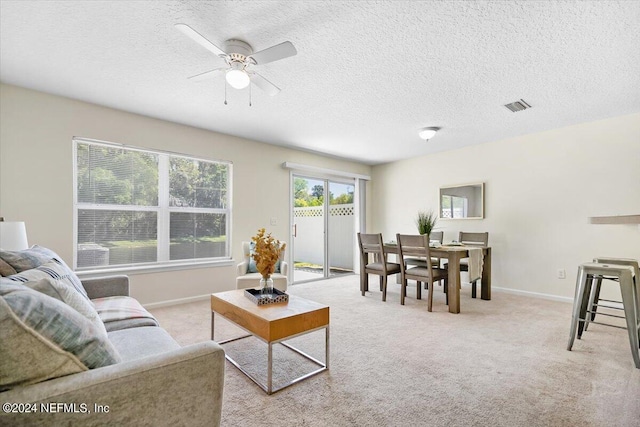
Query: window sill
xmin=75 ymin=259 xmax=235 ymax=278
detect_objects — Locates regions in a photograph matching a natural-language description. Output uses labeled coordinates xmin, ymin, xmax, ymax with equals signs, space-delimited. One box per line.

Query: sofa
xmin=0 ymin=246 xmax=225 ymax=426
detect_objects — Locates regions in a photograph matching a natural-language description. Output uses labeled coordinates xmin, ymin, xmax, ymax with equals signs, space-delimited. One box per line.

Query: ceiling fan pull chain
xmin=249 ymin=82 xmax=252 ymax=107
xmin=224 ymin=80 xmax=228 ymax=105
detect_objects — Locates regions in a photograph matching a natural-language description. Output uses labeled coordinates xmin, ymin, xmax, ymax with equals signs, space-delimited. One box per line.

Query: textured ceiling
xmin=1 ymin=1 xmax=639 ymax=165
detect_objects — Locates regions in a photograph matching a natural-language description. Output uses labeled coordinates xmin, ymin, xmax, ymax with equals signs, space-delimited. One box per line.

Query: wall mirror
xmin=439 ymin=182 xmax=484 ymax=219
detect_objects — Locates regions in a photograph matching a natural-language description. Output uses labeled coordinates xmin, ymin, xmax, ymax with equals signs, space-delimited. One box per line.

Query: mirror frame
xmin=439 ymin=182 xmax=485 ymax=220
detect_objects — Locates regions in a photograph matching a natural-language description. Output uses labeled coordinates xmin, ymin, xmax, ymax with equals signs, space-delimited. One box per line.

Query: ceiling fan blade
xmin=187 ymin=68 xmax=227 ymax=82
xmin=175 ymin=23 xmax=226 ymax=57
xmin=248 ymin=41 xmax=297 ymax=65
xmin=250 ymin=72 xmax=281 ymax=96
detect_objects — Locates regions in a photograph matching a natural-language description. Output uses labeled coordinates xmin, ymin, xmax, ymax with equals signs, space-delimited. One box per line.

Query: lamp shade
xmin=0 ymin=221 xmax=29 ymax=250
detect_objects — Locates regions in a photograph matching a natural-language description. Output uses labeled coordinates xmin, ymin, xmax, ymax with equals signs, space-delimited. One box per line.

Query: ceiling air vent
xmin=504 ymin=99 xmax=531 ymax=113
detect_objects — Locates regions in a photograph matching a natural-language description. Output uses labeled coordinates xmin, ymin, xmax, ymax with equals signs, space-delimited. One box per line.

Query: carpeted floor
xmin=150 ymin=275 xmax=640 ymax=427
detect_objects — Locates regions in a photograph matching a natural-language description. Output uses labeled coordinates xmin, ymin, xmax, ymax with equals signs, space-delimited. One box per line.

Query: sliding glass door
xmin=291 ymin=176 xmax=355 ymax=283
xmin=327 ymin=181 xmax=355 ymax=277
xmin=292 ymin=176 xmax=326 ymax=282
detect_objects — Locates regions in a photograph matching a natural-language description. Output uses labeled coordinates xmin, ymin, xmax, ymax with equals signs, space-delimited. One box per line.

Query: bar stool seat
xmin=567 ymin=262 xmax=640 ymax=369
xmin=585 ymin=258 xmax=640 ymax=332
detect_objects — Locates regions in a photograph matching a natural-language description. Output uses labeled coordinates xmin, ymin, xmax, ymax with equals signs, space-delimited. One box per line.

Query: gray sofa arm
xmin=81 ymin=275 xmax=130 ymax=299
xmin=0 ymin=341 xmax=225 ymax=427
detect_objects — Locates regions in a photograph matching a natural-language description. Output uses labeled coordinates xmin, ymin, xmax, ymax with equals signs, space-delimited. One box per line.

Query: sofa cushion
xmin=1 ymin=245 xmax=61 ymax=272
xmin=247 ymin=241 xmax=258 ymax=273
xmin=0 ymin=258 xmax=17 ymax=277
xmin=99 ymin=317 xmax=161 ymax=332
xmin=2 ymin=261 xmax=105 ymax=334
xmin=0 ymin=283 xmax=121 ymax=391
xmin=0 ymin=245 xmax=88 ymax=299
xmin=0 ymin=296 xmax=85 ymax=391
xmin=92 ymin=296 xmax=159 ymax=332
xmin=108 ymin=326 xmax=180 ymax=361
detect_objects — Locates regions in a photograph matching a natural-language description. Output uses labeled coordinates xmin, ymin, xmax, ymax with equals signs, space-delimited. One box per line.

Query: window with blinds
xmin=73 ymin=138 xmax=231 ymax=270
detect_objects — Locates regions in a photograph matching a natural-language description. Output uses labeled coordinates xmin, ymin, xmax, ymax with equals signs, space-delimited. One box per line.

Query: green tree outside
xmin=76 ymin=142 xmax=228 ymax=265
xmin=293 ymin=178 xmax=353 ymax=207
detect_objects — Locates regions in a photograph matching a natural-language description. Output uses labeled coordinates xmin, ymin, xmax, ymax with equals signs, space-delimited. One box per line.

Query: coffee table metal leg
xmin=211 ymin=311 xmax=215 ymax=341
xmin=221 ymin=335 xmax=328 ymax=395
xmin=268 ymin=342 xmax=273 ymax=394
xmin=326 ymin=325 xmax=330 ymax=369
xmin=211 ymin=313 xmax=329 ymax=394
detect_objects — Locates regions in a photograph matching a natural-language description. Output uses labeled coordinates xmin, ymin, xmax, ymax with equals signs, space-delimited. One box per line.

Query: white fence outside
xmin=293 ymin=204 xmax=354 ymax=270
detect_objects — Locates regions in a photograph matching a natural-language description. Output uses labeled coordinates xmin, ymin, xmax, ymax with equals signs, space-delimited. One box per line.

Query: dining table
xmin=383 ymin=243 xmax=492 ymax=314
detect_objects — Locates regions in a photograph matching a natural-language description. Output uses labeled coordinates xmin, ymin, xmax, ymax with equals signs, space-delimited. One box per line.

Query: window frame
xmin=72 ymin=137 xmax=233 ymax=273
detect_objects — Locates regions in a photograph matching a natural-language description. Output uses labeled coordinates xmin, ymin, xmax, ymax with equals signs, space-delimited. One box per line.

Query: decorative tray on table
xmin=244 ymin=288 xmax=289 ymax=306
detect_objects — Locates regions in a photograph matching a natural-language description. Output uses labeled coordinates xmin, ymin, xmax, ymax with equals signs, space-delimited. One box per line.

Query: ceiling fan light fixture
xmin=418 ymin=127 xmax=440 ymax=140
xmin=177 ymin=24 xmax=297 ymax=96
xmin=225 ymin=67 xmax=250 ymax=89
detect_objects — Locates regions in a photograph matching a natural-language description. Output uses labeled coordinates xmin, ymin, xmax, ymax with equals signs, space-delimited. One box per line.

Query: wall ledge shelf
xmin=588 ymin=215 xmax=640 ymax=225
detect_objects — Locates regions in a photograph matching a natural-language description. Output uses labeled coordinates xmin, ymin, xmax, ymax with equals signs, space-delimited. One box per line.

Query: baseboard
xmin=143 ymin=294 xmax=211 ymax=309
xmin=491 ymin=285 xmax=573 ymax=303
xmin=143 ymin=283 xmax=574 ymax=308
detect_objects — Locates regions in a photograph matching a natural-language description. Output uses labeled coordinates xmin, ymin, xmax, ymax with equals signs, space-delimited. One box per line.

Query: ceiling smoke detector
xmin=504 ymin=99 xmax=532 ymax=113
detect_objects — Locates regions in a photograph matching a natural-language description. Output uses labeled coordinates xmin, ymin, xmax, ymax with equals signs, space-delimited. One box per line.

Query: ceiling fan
xmin=176 ymin=23 xmax=297 ymax=96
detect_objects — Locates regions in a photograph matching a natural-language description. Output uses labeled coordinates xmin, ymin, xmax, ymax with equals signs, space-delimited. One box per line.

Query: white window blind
xmin=73 ymin=138 xmax=231 ymax=270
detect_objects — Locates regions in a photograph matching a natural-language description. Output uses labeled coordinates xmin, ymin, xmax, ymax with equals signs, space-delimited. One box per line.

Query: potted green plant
xmin=415 ymin=210 xmax=437 ymax=237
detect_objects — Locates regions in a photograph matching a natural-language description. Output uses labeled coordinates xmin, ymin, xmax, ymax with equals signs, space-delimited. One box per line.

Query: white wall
xmin=0 ymin=84 xmax=371 ymax=304
xmin=2 ymin=83 xmax=638 ymax=303
xmin=370 ymin=113 xmax=640 ymax=300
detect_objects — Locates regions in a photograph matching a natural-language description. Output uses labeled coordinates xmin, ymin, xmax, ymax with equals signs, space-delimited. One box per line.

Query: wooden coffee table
xmin=210 ymin=289 xmax=330 ymax=394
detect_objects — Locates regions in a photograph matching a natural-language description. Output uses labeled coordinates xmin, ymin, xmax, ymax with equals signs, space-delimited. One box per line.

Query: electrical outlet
xmin=557 ymin=269 xmax=566 ymax=279
xmin=270 ymin=217 xmax=277 ymax=226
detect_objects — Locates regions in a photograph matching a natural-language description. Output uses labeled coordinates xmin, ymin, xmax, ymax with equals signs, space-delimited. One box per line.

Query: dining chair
xmin=400 ymin=231 xmax=444 ymax=289
xmin=429 ymin=231 xmax=444 ymax=246
xmin=396 ymin=234 xmax=448 ymax=311
xmin=429 ymin=231 xmax=444 ymax=287
xmin=357 ymin=233 xmax=401 ymax=302
xmin=444 ymin=231 xmax=488 ymax=299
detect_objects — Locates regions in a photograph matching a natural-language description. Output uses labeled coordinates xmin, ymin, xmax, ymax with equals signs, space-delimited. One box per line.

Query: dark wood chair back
xmin=429 ymin=231 xmax=444 ymax=244
xmin=459 ymin=232 xmax=488 ymax=246
xmin=357 ymin=232 xmax=400 ymax=302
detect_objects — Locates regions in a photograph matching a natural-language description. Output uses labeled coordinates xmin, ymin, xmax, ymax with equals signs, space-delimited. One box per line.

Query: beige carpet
xmin=150 ymin=275 xmax=640 ymax=427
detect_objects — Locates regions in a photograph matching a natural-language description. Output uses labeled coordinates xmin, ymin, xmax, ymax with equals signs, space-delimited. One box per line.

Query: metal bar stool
xmin=567 ymin=262 xmax=640 ymax=369
xmin=584 ymin=258 xmax=639 ymax=332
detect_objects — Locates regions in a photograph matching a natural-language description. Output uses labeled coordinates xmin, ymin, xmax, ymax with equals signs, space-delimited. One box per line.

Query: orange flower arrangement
xmin=251 ymin=228 xmax=286 ymax=279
